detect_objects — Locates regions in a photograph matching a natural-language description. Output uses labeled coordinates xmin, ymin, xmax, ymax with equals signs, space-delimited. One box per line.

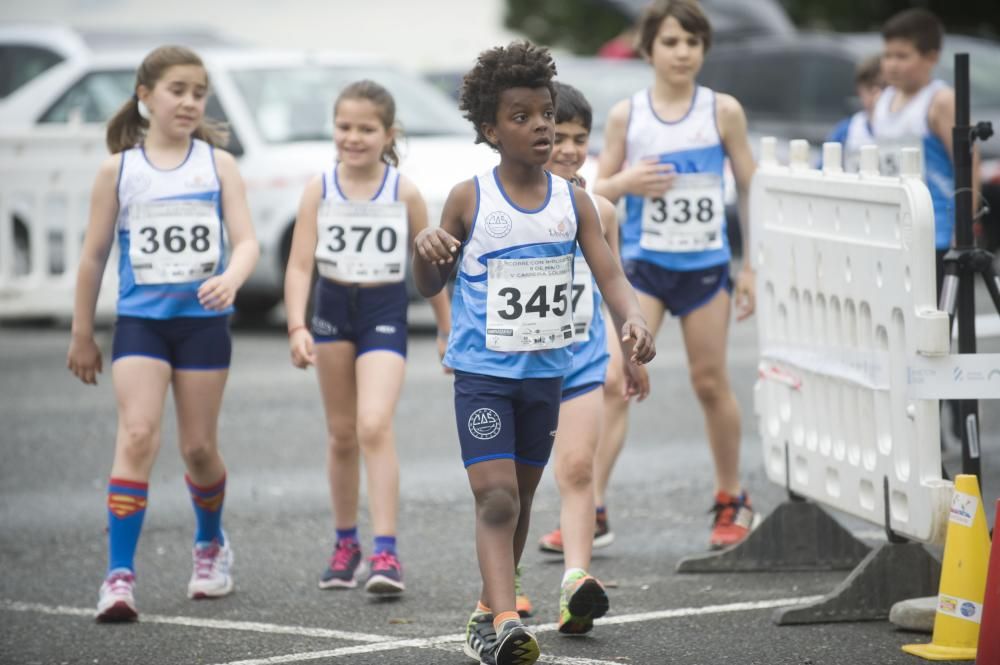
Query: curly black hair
xmin=459 ymin=41 xmax=558 ymax=147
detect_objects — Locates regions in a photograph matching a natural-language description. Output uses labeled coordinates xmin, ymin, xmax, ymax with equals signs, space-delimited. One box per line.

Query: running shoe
xmin=187 ymin=537 xmax=234 ymax=599
xmin=593 ymin=511 xmax=615 ymax=549
xmin=96 ymin=568 xmax=138 ymax=622
xmin=318 ymin=539 xmax=364 ymax=589
xmin=558 ymin=571 xmax=609 ymax=635
xmin=464 ymin=607 xmax=497 ymax=664
xmin=364 ymin=550 xmax=405 ymax=595
xmin=514 ymin=565 xmax=533 ymax=618
xmin=539 ymin=512 xmax=615 ymax=554
xmin=709 ymin=491 xmax=757 ymax=550
xmin=493 ymin=618 xmax=540 ymax=665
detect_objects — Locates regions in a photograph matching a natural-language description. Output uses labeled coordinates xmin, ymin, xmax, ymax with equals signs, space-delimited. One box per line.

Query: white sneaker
xmin=187 ymin=537 xmax=234 ymax=599
xmin=96 ymin=569 xmax=138 ymax=622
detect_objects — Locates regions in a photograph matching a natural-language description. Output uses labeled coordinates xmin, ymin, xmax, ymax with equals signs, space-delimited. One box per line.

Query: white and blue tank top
xmin=315 ymin=163 xmax=407 ymax=284
xmin=872 ymin=80 xmax=954 ymax=249
xmin=621 ymin=86 xmax=729 ymax=271
xmin=567 ymin=192 xmax=608 ymax=384
xmin=445 ymin=168 xmax=579 ymax=379
xmin=827 ymin=110 xmax=875 ymax=172
xmin=115 ymin=139 xmax=226 ymax=319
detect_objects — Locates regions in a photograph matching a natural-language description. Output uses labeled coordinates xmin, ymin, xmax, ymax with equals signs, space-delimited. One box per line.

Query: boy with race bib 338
xmin=284 ymin=80 xmax=451 ymax=596
xmin=67 ymin=45 xmax=260 ymax=622
xmin=594 ymin=0 xmax=758 ymax=551
xmin=413 ymin=43 xmax=655 ymax=665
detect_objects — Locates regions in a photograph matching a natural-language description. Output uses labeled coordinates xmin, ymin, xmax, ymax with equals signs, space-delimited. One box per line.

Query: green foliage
xmin=778 ymin=0 xmax=1000 ymax=37
xmin=504 ymin=0 xmax=631 ymax=54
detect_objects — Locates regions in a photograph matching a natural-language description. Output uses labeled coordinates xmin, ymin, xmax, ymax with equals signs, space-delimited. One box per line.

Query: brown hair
xmin=334 ymin=80 xmax=401 ymax=167
xmin=855 ymin=54 xmax=882 ymax=87
xmin=882 ymin=8 xmax=943 ymax=54
xmin=106 ymin=45 xmax=228 ymax=154
xmin=635 ymin=0 xmax=712 ymax=59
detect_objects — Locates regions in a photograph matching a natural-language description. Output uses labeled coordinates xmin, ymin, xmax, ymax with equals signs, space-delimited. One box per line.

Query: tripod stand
xmin=937 ymin=53 xmax=997 ymax=481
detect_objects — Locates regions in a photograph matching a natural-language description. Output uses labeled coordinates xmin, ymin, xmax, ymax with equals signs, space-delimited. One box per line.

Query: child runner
xmin=594 ymin=0 xmax=758 ymax=551
xmin=67 ymin=45 xmax=259 ymax=622
xmin=284 ymin=80 xmax=450 ymax=596
xmin=873 ymin=7 xmax=973 ymax=293
xmin=534 ymin=81 xmax=650 ymax=634
xmin=825 ymin=54 xmax=883 ymax=172
xmin=413 ymin=42 xmax=655 ymax=665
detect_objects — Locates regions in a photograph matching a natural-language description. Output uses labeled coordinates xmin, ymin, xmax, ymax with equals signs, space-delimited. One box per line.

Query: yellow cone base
xmin=900 ymin=642 xmax=977 ymax=661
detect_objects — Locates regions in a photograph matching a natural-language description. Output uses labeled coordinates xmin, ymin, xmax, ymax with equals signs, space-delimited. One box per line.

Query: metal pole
xmin=952 ymin=53 xmax=980 ymax=480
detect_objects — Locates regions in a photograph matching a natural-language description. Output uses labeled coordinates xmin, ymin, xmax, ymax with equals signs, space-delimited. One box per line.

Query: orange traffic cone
xmin=903 ymin=475 xmax=991 ymax=660
xmin=976 ymin=500 xmax=999 ymax=665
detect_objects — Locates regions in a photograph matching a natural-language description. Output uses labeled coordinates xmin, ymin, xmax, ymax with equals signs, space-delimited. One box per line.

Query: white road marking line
xmin=0 ymin=600 xmax=390 ymax=643
xmin=3 ymin=595 xmax=823 ymax=665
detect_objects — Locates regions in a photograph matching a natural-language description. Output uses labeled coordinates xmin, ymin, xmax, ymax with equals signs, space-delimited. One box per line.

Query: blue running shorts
xmin=310 ymin=279 xmax=408 ymax=358
xmin=453 ymin=370 xmax=562 ymax=468
xmin=111 ymin=315 xmax=231 ymax=370
xmin=624 ymin=259 xmax=732 ymax=317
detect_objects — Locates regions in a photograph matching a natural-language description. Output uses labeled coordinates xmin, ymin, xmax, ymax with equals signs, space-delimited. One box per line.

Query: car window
xmin=798 ymin=53 xmax=857 ymax=121
xmin=39 ymin=70 xmax=135 ymax=123
xmin=39 ymin=69 xmax=243 ymax=156
xmin=230 ymin=65 xmax=468 ymax=143
xmin=554 ymin=62 xmax=652 ymax=134
xmin=701 ymin=51 xmax=795 ymax=119
xmin=0 ymin=45 xmax=64 ymax=99
xmin=936 ymin=43 xmax=1000 ymax=108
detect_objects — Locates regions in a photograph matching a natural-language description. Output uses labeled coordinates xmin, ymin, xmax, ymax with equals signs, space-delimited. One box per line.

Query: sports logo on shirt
xmin=468 ymin=407 xmax=502 ymax=440
xmin=484 ymin=211 xmax=513 ymax=238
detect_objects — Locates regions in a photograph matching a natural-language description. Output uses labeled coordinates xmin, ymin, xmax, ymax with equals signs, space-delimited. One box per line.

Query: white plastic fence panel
xmin=752 ymin=139 xmax=953 ymax=545
xmin=0 ymin=127 xmax=116 ymax=320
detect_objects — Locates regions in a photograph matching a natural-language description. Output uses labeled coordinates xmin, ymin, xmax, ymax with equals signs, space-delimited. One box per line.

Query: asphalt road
xmin=1 ymin=305 xmax=998 ymax=665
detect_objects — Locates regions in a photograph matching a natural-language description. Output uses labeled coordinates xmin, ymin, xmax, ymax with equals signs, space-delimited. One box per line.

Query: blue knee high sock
xmin=185 ymin=473 xmax=226 ymax=545
xmin=107 ymin=478 xmax=148 ymax=574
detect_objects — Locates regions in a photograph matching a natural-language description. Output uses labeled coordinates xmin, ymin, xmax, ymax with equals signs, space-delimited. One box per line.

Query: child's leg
xmin=679 ymin=288 xmax=741 ymax=496
xmin=315 ymin=342 xmax=361 ymax=531
xmin=108 ymin=357 xmax=171 ymax=573
xmin=553 ymin=388 xmax=603 ymax=571
xmin=354 ymin=350 xmax=405 ymax=539
xmin=173 ymin=368 xmax=229 ymax=543
xmin=512 ymin=462 xmax=546 ymax=567
xmin=467 ymin=458 xmax=521 ymax=615
xmin=594 ymin=314 xmax=629 ymax=511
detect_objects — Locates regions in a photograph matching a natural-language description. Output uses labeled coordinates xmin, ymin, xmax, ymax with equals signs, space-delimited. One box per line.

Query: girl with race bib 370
xmin=413 ymin=43 xmax=655 ymax=665
xmin=67 ymin=45 xmax=260 ymax=622
xmin=594 ymin=0 xmax=758 ymax=551
xmin=284 ymin=80 xmax=450 ymax=596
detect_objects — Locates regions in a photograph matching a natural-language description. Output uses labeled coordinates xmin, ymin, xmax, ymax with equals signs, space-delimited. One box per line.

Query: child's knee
xmin=475 ymin=485 xmax=520 ymax=527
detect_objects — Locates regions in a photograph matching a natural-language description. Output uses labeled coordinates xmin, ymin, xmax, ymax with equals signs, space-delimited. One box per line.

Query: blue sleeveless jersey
xmin=115 ymin=139 xmax=227 ymax=318
xmin=872 ymin=80 xmax=954 ymax=249
xmin=621 ymin=86 xmax=729 ymax=271
xmin=565 ymin=193 xmax=609 ymax=390
xmin=444 ymin=168 xmax=579 ymax=379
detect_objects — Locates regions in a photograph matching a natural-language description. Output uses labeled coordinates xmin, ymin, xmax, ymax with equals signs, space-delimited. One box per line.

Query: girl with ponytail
xmin=67 ymin=44 xmax=259 ymax=622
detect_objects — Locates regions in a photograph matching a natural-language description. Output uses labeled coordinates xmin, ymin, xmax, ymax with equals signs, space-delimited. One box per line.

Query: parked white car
xmin=1 ymin=26 xmax=498 ymax=316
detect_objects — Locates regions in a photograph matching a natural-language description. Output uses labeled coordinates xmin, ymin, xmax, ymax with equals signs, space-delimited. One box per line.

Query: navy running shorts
xmin=561 ymin=380 xmax=603 ymax=402
xmin=111 ymin=315 xmax=231 ymax=370
xmin=624 ymin=259 xmax=732 ymax=317
xmin=310 ymin=278 xmax=408 ymax=357
xmin=453 ymin=370 xmax=562 ymax=468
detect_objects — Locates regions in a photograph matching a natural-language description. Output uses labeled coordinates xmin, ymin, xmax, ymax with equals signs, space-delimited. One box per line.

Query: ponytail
xmin=105 ymin=96 xmax=147 ymax=154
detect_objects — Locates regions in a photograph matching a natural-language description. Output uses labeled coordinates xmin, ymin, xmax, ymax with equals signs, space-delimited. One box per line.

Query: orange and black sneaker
xmin=514 ymin=565 xmax=534 ymax=618
xmin=708 ymin=491 xmax=756 ymax=550
xmin=539 ymin=511 xmax=615 ymax=554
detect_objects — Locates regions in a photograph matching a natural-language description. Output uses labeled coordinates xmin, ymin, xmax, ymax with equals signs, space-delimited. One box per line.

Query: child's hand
xmin=198 ymin=273 xmax=239 ymax=311
xmin=734 ymin=266 xmax=756 ymax=322
xmin=415 ymin=227 xmax=460 ymax=266
xmin=289 ymin=328 xmax=315 ymax=369
xmin=622 ymin=158 xmax=675 ymax=198
xmin=621 ymin=316 xmax=656 ymax=365
xmin=67 ymin=333 xmax=103 ymax=385
xmin=623 ymin=360 xmax=650 ymax=402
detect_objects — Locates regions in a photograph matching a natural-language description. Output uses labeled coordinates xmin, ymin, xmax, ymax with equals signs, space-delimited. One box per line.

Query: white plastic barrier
xmin=0 ymin=127 xmax=116 ymax=320
xmin=752 ymin=138 xmax=953 ymax=545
